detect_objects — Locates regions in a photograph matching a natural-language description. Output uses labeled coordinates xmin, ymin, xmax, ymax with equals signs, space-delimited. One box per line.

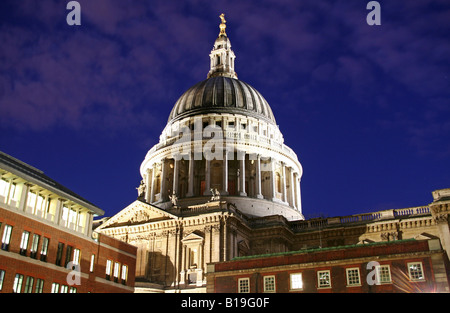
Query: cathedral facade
xmin=95 ymin=16 xmax=450 ymax=293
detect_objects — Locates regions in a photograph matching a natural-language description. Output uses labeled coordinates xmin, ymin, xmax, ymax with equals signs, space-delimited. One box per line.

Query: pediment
xmin=181 ymin=231 xmax=204 ymax=243
xmin=96 ymin=200 xmax=178 ymax=229
xmin=238 ymin=240 xmax=250 ymax=251
xmin=414 ymin=232 xmax=439 ymax=240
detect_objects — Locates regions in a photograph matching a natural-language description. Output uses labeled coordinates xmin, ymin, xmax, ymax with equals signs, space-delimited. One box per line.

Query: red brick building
xmin=206 ymin=239 xmax=450 ymax=293
xmin=0 ymin=151 xmax=136 ymax=293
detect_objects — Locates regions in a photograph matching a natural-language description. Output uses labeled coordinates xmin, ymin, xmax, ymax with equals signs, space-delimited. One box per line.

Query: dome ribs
xmin=168 ymin=77 xmax=276 ymax=125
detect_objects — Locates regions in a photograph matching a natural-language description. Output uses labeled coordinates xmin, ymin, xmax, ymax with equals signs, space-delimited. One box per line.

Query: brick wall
xmin=209 ymin=240 xmax=449 ymax=293
xmin=0 ymin=207 xmax=137 ymax=293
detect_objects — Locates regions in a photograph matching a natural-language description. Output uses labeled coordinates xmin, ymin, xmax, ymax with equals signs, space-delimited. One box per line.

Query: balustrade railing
xmin=290 ymin=206 xmax=430 ymax=232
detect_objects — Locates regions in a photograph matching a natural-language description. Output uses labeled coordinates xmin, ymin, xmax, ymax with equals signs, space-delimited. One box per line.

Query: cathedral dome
xmin=140 ymin=14 xmax=303 ymax=221
xmin=168 ymin=76 xmax=276 ymax=124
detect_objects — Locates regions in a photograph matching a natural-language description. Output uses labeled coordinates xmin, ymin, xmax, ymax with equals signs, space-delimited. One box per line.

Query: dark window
xmin=65 ymin=245 xmax=73 ymax=267
xmin=56 ymin=242 xmax=64 ymax=266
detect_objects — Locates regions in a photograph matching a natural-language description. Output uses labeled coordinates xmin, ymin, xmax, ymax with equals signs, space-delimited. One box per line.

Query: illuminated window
xmin=408 ymin=262 xmax=425 ymax=281
xmin=263 ymin=275 xmax=276 ymax=293
xmin=238 ymin=278 xmax=250 ymax=293
xmin=30 ymin=234 xmax=40 ymax=259
xmin=290 ymin=273 xmax=303 ymax=290
xmin=90 ymin=254 xmax=95 ymax=272
xmin=106 ymin=259 xmax=112 ymax=280
xmin=23 ymin=276 xmax=34 ymax=293
xmin=36 ymin=194 xmax=45 ymax=215
xmin=73 ymin=248 xmax=81 ymax=265
xmin=68 ymin=208 xmax=78 ymax=229
xmin=346 ymin=268 xmax=361 ymax=286
xmin=9 ymin=183 xmax=16 ymax=205
xmin=60 ymin=285 xmax=68 ymax=293
xmin=51 ymin=282 xmax=60 ymax=293
xmin=0 ymin=179 xmax=16 ymax=205
xmin=0 ymin=179 xmax=8 ymax=199
xmin=26 ymin=191 xmax=37 ymax=213
xmin=62 ymin=206 xmax=69 ymax=227
xmin=317 ymin=270 xmax=331 ymax=288
xmin=19 ymin=231 xmax=30 ymax=256
xmin=113 ymin=262 xmax=120 ymax=283
xmin=40 ymin=237 xmax=49 ymax=262
xmin=35 ymin=279 xmax=44 ymax=293
xmin=13 ymin=274 xmax=24 ymax=293
xmin=377 ymin=265 xmax=392 ymax=284
xmin=1 ymin=225 xmax=13 ymax=251
xmin=0 ymin=270 xmax=5 ymax=291
xmin=121 ymin=264 xmax=128 ymax=285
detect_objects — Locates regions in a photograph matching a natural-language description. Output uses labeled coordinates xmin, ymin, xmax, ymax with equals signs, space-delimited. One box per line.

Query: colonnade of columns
xmin=143 ymin=151 xmax=301 ymax=211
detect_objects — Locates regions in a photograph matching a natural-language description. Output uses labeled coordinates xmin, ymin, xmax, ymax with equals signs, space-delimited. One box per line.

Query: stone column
xmin=204 ymin=226 xmax=212 ymax=265
xmin=222 ymin=149 xmax=229 ymax=195
xmin=295 ymin=173 xmax=302 ymax=212
xmin=212 ymin=225 xmax=221 ymax=262
xmin=271 ymin=158 xmax=276 ymax=201
xmin=55 ymin=198 xmax=63 ymax=226
xmin=282 ymin=162 xmax=287 ymax=203
xmin=160 ymin=158 xmax=167 ymax=201
xmin=223 ymin=220 xmax=228 ymax=261
xmin=86 ymin=212 xmax=93 ymax=237
xmin=255 ymin=154 xmax=263 ymax=199
xmin=180 ymin=245 xmax=187 ymax=286
xmin=150 ymin=164 xmax=156 ymax=203
xmin=19 ymin=183 xmax=29 ymax=212
xmin=290 ymin=168 xmax=296 ymax=208
xmin=239 ymin=151 xmax=247 ymax=196
xmin=203 ymin=159 xmax=211 ymax=195
xmin=173 ymin=157 xmax=179 ymax=196
xmin=145 ymin=168 xmax=151 ymax=203
xmin=197 ymin=242 xmax=204 ymax=286
xmin=186 ymin=153 xmax=194 ymax=197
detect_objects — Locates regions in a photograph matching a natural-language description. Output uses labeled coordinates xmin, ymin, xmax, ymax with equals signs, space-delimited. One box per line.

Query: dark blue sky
xmin=1 ymin=0 xmax=449 ymax=219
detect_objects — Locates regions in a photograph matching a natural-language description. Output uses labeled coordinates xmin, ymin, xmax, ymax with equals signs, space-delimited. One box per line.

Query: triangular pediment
xmin=95 ymin=200 xmax=178 ymax=230
xmin=181 ymin=231 xmax=204 ymax=243
xmin=414 ymin=232 xmax=439 ymax=240
xmin=238 ymin=240 xmax=250 ymax=251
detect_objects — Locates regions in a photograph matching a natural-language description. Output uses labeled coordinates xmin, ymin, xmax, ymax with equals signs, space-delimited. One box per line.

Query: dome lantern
xmin=207 ymin=13 xmax=237 ymax=79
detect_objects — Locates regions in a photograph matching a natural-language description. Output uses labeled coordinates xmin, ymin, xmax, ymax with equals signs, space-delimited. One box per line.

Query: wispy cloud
xmin=0 ymin=0 xmax=448 ymax=156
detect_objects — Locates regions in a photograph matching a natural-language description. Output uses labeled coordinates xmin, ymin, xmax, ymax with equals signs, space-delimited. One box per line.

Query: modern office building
xmin=0 ymin=151 xmax=137 ymax=293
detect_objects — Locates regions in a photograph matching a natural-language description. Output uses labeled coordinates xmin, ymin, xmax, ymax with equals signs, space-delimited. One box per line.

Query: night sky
xmin=1 ymin=0 xmax=449 ymax=219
